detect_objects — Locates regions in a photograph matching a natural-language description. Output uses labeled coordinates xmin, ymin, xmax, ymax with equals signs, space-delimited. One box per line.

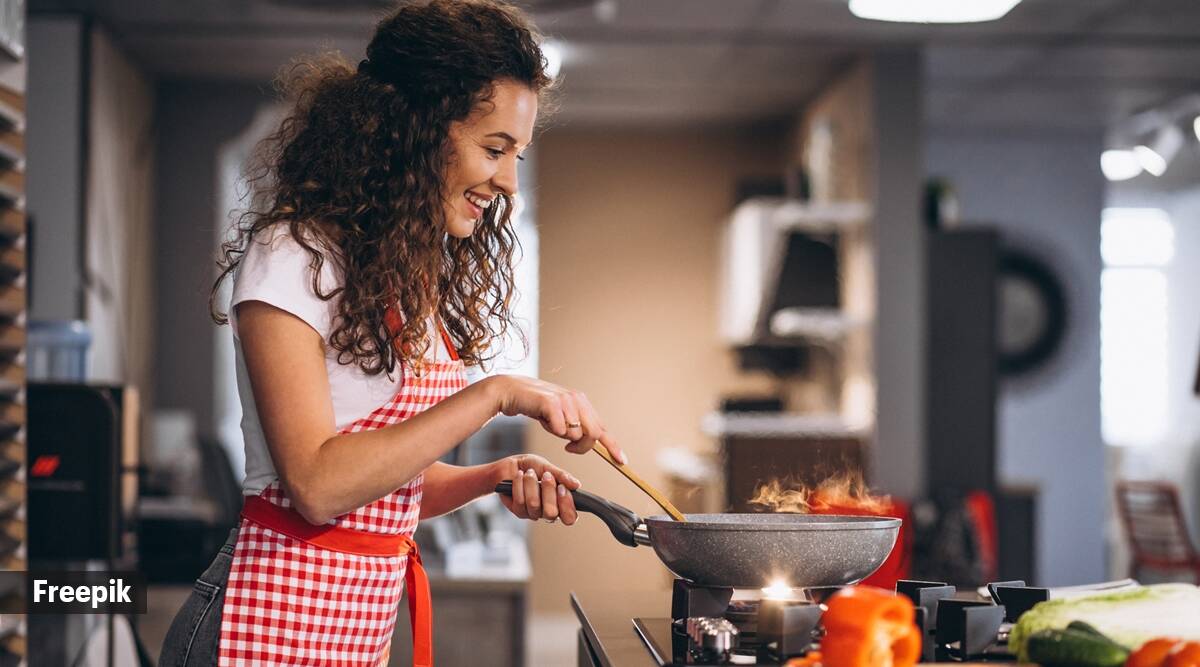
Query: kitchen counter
xmin=572 ymin=589 xmax=668 ymax=667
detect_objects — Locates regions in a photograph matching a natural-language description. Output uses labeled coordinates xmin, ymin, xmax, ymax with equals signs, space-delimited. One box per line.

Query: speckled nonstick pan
xmin=494 ymin=481 xmax=900 ymax=588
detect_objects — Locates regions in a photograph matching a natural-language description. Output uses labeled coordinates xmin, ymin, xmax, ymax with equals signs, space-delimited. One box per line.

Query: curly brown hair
xmin=211 ymin=0 xmax=554 ymax=376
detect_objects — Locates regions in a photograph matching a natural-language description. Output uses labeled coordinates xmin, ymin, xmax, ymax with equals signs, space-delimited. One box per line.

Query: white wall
xmin=926 ymin=128 xmax=1107 ymax=586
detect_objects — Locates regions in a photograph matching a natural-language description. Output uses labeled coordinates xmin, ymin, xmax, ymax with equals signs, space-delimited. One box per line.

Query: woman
xmin=158 ymin=1 xmax=624 ymax=665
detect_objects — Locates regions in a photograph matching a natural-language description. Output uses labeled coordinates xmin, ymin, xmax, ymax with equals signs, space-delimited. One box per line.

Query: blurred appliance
xmin=718 ymin=198 xmax=866 ymax=347
xmin=27 ymin=383 xmax=138 ymax=563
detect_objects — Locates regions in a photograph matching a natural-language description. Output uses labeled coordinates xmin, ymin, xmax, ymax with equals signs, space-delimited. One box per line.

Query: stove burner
xmin=685 ymin=617 xmax=739 ymax=662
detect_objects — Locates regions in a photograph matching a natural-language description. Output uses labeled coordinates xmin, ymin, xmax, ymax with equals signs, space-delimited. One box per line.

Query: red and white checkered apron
xmin=219 ymin=313 xmax=466 ymax=666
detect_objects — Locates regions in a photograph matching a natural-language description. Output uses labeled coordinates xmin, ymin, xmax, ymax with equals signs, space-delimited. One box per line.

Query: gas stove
xmin=628 ymin=578 xmax=1055 ymax=666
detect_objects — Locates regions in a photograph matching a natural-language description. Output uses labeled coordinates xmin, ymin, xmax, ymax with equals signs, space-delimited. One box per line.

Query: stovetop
xmin=634 ymin=617 xmax=789 ymax=667
xmin=588 ymin=578 xmax=1052 ymax=666
xmin=570 ymin=578 xmax=1063 ymax=667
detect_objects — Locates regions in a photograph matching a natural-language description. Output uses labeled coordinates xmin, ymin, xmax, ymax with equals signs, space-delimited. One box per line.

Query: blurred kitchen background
xmin=4 ymin=0 xmax=1199 ymax=664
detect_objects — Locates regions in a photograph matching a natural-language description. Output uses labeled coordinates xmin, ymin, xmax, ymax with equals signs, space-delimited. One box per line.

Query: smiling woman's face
xmin=443 ymin=79 xmax=538 ymax=238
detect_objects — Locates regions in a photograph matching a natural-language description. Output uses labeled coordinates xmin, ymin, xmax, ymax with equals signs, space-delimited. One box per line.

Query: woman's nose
xmin=492 ymin=158 xmax=519 ymax=197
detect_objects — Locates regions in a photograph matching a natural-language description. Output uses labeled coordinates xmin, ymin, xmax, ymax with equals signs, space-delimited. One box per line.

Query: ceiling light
xmin=1194 ymin=115 xmax=1200 ymax=142
xmin=848 ymin=0 xmax=1023 ymax=23
xmin=593 ymin=0 xmax=618 ymax=23
xmin=1134 ymin=124 xmax=1184 ymax=177
xmin=1101 ymin=149 xmax=1143 ymax=182
xmin=540 ymin=39 xmax=563 ymax=79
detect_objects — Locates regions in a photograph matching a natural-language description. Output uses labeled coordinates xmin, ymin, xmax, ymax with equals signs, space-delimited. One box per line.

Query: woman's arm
xmin=420 ymin=456 xmax=580 ymax=523
xmin=238 ymin=300 xmax=618 ymax=525
xmin=418 ymin=462 xmax=503 ymax=519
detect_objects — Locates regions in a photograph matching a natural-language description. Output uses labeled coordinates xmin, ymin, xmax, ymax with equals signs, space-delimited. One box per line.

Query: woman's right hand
xmin=489 ymin=375 xmax=627 ymax=464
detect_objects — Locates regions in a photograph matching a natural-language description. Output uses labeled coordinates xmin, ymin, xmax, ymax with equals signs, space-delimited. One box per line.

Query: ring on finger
xmin=566 ymin=421 xmax=582 ymax=429
xmin=541 ymin=517 xmax=557 ymax=523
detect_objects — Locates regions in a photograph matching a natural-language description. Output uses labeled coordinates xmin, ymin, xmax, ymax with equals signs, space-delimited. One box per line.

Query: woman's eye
xmin=485 ymin=147 xmax=504 ymax=159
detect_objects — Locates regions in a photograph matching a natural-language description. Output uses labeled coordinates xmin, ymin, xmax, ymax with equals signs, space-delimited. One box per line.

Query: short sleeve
xmin=229 ymin=226 xmax=341 ymax=340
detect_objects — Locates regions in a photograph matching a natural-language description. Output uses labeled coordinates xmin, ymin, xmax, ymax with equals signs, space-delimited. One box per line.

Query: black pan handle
xmin=494 ymin=480 xmax=642 ymax=547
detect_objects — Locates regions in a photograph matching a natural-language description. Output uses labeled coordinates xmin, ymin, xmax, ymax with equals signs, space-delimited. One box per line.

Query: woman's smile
xmin=464 ymin=190 xmax=494 ymax=220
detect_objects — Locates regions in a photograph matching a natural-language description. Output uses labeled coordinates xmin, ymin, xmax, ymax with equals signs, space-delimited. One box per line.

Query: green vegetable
xmin=1008 ymin=584 xmax=1200 ymax=661
xmin=1025 ymin=627 xmax=1129 ymax=667
xmin=1065 ymin=621 xmax=1120 ymax=644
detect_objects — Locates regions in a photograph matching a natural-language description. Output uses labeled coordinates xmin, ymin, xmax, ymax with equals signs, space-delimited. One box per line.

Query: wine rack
xmin=0 ymin=75 xmax=25 ymax=665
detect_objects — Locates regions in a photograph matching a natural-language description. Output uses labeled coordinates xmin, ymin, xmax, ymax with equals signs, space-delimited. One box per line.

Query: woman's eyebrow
xmin=483 ymin=131 xmax=531 ymax=150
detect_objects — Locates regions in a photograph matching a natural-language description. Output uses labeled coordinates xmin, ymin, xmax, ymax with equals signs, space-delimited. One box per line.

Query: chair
xmin=1115 ymin=481 xmax=1200 ymax=582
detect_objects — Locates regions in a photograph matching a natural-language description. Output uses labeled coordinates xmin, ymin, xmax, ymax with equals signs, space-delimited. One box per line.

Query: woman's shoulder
xmin=231 ymin=222 xmax=345 ymax=337
xmin=248 ymin=221 xmax=340 ymax=258
xmin=240 ymin=223 xmax=344 ymax=280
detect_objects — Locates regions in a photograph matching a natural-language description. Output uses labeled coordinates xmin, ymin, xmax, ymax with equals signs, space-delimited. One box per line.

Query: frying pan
xmin=495 ymin=481 xmax=900 ymax=588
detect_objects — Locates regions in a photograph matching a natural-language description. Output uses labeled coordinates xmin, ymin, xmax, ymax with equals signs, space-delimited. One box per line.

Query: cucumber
xmin=1025 ymin=627 xmax=1130 ymax=667
xmin=1065 ymin=621 xmax=1124 ymax=647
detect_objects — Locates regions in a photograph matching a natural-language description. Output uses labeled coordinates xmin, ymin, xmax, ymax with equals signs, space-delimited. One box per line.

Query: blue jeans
xmin=157 ymin=529 xmax=237 ymax=666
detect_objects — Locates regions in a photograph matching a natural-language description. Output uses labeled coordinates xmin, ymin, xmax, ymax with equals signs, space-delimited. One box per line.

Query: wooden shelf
xmin=3 ymin=633 xmax=25 ymax=657
xmin=0 ymin=140 xmax=21 ymax=172
xmin=0 ymin=283 xmax=23 ymax=319
xmin=0 ymin=478 xmax=21 ymax=503
xmin=0 ymin=181 xmax=21 ymax=211
xmin=0 ymin=209 xmax=20 ymax=242
xmin=0 ymin=401 xmax=22 ymax=430
xmin=0 ymin=244 xmax=22 ymax=277
xmin=767 ymin=307 xmax=870 ymax=342
xmin=734 ymin=197 xmax=872 ymax=233
xmin=0 ymin=167 xmax=22 ymax=192
xmin=702 ymin=410 xmax=872 ymax=438
xmin=0 ymin=439 xmax=20 ymax=464
xmin=0 ymin=324 xmax=22 ymax=354
xmin=0 ymin=86 xmax=23 ymax=133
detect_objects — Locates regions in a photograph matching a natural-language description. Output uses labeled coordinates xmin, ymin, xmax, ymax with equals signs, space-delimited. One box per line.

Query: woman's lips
xmin=464 ymin=191 xmax=493 ymax=219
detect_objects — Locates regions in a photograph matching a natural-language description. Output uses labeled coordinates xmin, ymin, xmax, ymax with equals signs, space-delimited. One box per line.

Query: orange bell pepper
xmin=1167 ymin=641 xmax=1200 ymax=667
xmin=1128 ymin=638 xmax=1184 ymax=667
xmin=1126 ymin=639 xmax=1200 ymax=667
xmin=820 ymin=586 xmax=922 ymax=667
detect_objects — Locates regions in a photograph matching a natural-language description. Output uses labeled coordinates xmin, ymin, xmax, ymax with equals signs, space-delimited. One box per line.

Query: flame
xmin=749 ymin=472 xmax=889 ymax=514
xmin=761 ymin=578 xmax=798 ymax=600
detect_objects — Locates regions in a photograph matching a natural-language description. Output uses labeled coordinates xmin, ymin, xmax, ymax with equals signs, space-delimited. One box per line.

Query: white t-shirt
xmin=230 ymin=225 xmax=451 ymax=495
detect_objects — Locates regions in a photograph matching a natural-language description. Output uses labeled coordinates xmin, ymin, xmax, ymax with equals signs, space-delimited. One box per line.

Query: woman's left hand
xmin=495 ymin=454 xmax=581 ymax=525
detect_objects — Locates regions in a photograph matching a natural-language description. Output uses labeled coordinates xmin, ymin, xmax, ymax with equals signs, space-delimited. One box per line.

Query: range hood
xmin=718 ymin=198 xmax=870 ymax=347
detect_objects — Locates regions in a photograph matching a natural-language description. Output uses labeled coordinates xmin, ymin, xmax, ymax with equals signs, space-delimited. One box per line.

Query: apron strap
xmin=241 ymin=496 xmax=435 ymax=666
xmin=384 ymin=304 xmax=460 ymax=361
xmin=403 ymin=536 xmax=433 ymax=667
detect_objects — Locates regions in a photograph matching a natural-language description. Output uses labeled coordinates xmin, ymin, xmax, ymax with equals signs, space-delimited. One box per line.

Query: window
xmin=1100 ymin=207 xmax=1173 ymax=447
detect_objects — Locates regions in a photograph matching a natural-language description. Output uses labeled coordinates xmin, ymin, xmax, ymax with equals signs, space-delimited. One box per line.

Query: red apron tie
xmin=402 ymin=536 xmax=433 ymax=667
xmin=241 ymin=496 xmax=434 ymax=666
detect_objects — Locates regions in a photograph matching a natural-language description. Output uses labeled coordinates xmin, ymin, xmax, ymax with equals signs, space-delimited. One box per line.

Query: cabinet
xmin=389 ymin=578 xmax=524 ymax=667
